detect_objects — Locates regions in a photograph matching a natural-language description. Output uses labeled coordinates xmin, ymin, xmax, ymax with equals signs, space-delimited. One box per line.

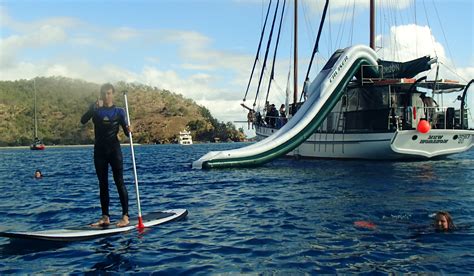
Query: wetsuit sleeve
xmin=81 ymin=103 xmax=96 ymax=124
xmin=119 ymin=108 xmax=130 ymax=137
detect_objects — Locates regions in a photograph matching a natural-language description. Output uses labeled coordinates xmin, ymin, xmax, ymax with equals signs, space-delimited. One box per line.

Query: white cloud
xmin=376 ymin=24 xmax=443 ymax=62
xmin=196 ymin=98 xmax=248 ymax=123
xmin=45 ymin=64 xmax=76 ymax=78
xmin=181 ymin=63 xmax=215 ymax=71
xmin=376 ymin=24 xmax=473 ymax=82
xmin=109 ymin=27 xmax=141 ymax=41
xmin=145 ymin=56 xmax=161 ymax=64
xmin=1 ymin=7 xmax=80 ymax=33
xmin=141 ymin=66 xmax=220 ymax=99
xmin=0 ymin=24 xmax=67 ymax=67
xmin=1 ymin=5 xmax=471 ymax=129
xmin=305 ymin=0 xmax=412 ymax=23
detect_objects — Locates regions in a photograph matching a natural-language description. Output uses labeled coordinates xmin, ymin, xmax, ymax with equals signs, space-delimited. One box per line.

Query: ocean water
xmin=0 ymin=143 xmax=473 ymax=274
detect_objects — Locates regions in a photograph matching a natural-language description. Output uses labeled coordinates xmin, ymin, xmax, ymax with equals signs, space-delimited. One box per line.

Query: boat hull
xmin=178 ymin=131 xmax=193 ymax=145
xmin=30 ymin=144 xmax=45 ymax=150
xmin=256 ymin=125 xmax=473 ymax=160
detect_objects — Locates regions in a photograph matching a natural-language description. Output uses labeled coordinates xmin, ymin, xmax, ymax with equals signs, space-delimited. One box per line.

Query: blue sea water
xmin=0 ymin=143 xmax=473 ymax=274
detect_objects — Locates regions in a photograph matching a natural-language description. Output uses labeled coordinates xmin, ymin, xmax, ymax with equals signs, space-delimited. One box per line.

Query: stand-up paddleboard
xmin=0 ymin=209 xmax=187 ymax=242
xmin=1 ymin=92 xmax=188 ymax=242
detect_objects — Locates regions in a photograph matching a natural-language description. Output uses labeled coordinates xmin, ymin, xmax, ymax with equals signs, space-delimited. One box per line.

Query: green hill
xmin=0 ymin=77 xmax=245 ymax=146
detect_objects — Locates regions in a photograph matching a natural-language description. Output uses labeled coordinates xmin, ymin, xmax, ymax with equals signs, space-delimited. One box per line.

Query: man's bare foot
xmin=91 ymin=215 xmax=110 ymax=227
xmin=116 ymin=215 xmax=129 ymax=227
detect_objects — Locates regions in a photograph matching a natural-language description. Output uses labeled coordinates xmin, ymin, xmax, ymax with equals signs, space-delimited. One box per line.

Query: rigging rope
xmin=334 ymin=0 xmax=350 ymax=49
xmin=439 ymin=62 xmax=469 ymax=83
xmin=349 ymin=0 xmax=355 ymax=46
xmin=414 ymin=0 xmax=418 ymax=57
xmin=264 ymin=0 xmax=287 ymax=109
xmin=243 ymin=0 xmax=273 ymax=103
xmin=301 ymin=1 xmax=316 ymax=45
xmin=422 ymin=0 xmax=438 ymax=58
xmin=432 ymin=0 xmax=456 ymax=71
xmin=253 ymin=0 xmax=281 ymax=109
xmin=300 ymin=0 xmax=330 ymax=102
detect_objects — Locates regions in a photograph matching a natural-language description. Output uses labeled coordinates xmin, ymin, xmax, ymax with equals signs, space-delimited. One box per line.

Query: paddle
xmin=123 ymin=91 xmax=145 ymax=229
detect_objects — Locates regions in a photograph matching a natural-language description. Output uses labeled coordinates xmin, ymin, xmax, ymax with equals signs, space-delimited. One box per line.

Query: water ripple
xmin=0 ymin=145 xmax=473 ymax=273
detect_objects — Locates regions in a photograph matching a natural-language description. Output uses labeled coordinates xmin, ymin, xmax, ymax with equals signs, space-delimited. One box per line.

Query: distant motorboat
xmin=178 ymin=129 xmax=193 ymax=145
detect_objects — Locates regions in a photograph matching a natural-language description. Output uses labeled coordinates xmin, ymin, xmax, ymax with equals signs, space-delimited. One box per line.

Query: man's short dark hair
xmin=100 ymin=83 xmax=115 ymax=94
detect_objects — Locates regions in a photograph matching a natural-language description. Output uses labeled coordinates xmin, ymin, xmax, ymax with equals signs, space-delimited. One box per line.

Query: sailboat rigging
xmin=30 ymin=78 xmax=45 ymax=150
xmin=257 ymin=0 xmax=473 ymax=160
xmin=193 ymin=0 xmax=473 ymax=169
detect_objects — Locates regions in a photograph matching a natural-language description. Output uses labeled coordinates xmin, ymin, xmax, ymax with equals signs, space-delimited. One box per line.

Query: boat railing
xmin=391 ymin=106 xmax=466 ymax=131
xmin=321 ymin=105 xmax=466 ymax=133
xmin=255 ymin=105 xmax=468 ymax=132
xmin=360 ymin=64 xmax=383 ymax=85
xmin=254 ymin=114 xmax=287 ymax=129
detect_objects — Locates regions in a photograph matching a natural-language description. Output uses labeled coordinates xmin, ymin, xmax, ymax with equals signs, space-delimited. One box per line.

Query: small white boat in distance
xmin=178 ymin=129 xmax=193 ymax=145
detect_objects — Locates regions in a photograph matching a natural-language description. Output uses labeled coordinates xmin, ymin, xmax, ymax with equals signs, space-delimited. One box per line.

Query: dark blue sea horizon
xmin=0 ymin=143 xmax=473 ymax=274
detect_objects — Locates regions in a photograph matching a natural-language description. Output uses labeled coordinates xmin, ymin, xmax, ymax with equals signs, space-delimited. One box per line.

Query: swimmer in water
xmin=433 ymin=211 xmax=455 ymax=232
xmin=34 ymin=170 xmax=43 ymax=179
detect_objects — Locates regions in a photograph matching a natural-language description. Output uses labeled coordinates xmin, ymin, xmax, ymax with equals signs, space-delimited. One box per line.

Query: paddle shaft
xmin=123 ymin=92 xmax=144 ymax=229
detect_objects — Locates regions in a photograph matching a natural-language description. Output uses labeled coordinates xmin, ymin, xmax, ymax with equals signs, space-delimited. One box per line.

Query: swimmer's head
xmin=434 ymin=211 xmax=454 ymax=231
xmin=34 ymin=170 xmax=42 ymax=179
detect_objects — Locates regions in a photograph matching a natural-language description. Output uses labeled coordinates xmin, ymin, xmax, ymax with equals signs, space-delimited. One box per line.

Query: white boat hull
xmin=256 ymin=126 xmax=473 ymax=159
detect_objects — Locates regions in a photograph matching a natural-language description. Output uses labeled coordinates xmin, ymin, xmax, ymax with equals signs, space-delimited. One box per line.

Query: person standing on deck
xmin=247 ymin=110 xmax=255 ymax=130
xmin=81 ymin=83 xmax=130 ymax=227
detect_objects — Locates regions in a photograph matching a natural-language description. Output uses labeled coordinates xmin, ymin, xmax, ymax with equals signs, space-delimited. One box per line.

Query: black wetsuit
xmin=81 ymin=104 xmax=129 ymax=218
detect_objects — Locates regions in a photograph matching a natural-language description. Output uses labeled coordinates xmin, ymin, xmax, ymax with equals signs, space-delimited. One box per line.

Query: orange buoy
xmin=417 ymin=119 xmax=431 ymax=133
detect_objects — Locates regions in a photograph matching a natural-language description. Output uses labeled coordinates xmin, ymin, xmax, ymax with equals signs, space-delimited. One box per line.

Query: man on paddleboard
xmin=81 ymin=83 xmax=130 ymax=227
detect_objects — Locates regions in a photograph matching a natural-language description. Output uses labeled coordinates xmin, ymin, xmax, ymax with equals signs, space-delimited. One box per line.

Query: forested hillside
xmin=0 ymin=77 xmax=245 ymax=146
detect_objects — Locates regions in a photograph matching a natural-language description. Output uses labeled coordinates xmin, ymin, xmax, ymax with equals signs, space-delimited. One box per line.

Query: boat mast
xmin=33 ymin=78 xmax=38 ymax=139
xmin=293 ymin=0 xmax=298 ymax=110
xmin=370 ymin=0 xmax=375 ymax=50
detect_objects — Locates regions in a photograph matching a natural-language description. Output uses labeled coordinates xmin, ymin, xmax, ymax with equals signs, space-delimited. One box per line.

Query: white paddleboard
xmin=0 ymin=209 xmax=187 ymax=242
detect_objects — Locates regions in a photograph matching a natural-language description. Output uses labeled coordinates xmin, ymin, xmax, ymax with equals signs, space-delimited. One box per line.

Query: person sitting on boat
xmin=34 ymin=169 xmax=43 ymax=179
xmin=433 ymin=211 xmax=455 ymax=232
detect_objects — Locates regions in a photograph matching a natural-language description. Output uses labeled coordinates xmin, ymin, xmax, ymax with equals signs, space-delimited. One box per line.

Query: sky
xmin=1 ymin=0 xmax=473 ymax=136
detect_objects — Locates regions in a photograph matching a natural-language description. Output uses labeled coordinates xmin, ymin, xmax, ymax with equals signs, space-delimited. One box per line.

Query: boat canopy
xmin=361 ymin=56 xmax=435 ymax=79
xmin=379 ymin=56 xmax=435 ymax=79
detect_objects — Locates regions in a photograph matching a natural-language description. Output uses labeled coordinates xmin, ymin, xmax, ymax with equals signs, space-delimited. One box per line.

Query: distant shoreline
xmin=0 ymin=141 xmax=253 ymax=149
xmin=0 ymin=144 xmax=144 ymax=150
xmin=0 ymin=145 xmax=93 ymax=150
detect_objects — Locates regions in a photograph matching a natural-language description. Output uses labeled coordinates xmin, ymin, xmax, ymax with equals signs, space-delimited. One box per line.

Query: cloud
xmin=0 ymin=25 xmax=67 ymax=67
xmin=1 ymin=6 xmax=80 ymax=33
xmin=141 ymin=66 xmax=220 ymax=100
xmin=196 ymin=98 xmax=248 ymax=123
xmin=376 ymin=24 xmax=444 ymax=62
xmin=1 ymin=5 xmax=471 ymax=128
xmin=0 ymin=8 xmax=78 ymax=68
xmin=304 ymin=0 xmax=412 ymax=23
xmin=109 ymin=27 xmax=141 ymax=41
xmin=376 ymin=24 xmax=473 ymax=82
xmin=0 ymin=7 xmax=259 ymax=123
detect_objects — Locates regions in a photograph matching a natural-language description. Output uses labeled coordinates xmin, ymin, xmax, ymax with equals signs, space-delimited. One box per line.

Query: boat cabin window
xmin=322 ymin=49 xmax=345 ymax=71
xmin=343 ymin=87 xmax=391 ymax=132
